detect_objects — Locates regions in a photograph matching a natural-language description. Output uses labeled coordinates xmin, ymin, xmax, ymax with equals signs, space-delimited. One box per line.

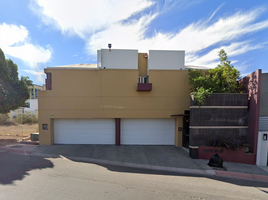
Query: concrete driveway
xmin=1 ymin=144 xmax=268 ymax=180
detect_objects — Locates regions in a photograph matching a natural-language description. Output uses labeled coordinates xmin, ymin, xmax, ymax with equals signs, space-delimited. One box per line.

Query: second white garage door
xmin=54 ymin=119 xmax=115 ymax=144
xmin=121 ymin=119 xmax=175 ymax=145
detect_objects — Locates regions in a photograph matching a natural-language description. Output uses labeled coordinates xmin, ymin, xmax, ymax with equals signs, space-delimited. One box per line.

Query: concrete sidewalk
xmin=1 ymin=144 xmax=268 ymax=182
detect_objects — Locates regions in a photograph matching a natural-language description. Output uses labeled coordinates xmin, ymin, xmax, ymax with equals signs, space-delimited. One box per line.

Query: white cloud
xmin=31 ymin=0 xmax=155 ymax=38
xmin=0 ymin=23 xmax=51 ymax=68
xmin=32 ymin=1 xmax=268 ymax=70
xmin=0 ymin=23 xmax=28 ymax=46
xmin=4 ymin=44 xmax=52 ymax=67
xmin=86 ymin=13 xmax=158 ymax=54
xmin=23 ymin=69 xmax=46 ymax=84
xmin=86 ymin=6 xmax=268 ymax=69
xmin=207 ymin=3 xmax=225 ymax=22
xmin=186 ymin=41 xmax=266 ymax=67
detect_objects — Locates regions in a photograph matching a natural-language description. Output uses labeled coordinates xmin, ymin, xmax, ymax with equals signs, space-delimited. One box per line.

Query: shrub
xmin=191 ymin=87 xmax=212 ymax=106
xmin=15 ymin=112 xmax=38 ymax=124
xmin=0 ymin=113 xmax=10 ymax=125
xmin=188 ymin=49 xmax=244 ymax=105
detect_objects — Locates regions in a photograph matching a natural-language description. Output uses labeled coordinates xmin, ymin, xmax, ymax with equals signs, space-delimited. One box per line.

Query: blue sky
xmin=0 ymin=0 xmax=267 ymax=85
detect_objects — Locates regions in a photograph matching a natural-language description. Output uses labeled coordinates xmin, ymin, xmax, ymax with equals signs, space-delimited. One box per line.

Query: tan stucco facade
xmin=39 ymin=53 xmax=191 ymax=146
xmin=138 ymin=53 xmax=148 ymax=77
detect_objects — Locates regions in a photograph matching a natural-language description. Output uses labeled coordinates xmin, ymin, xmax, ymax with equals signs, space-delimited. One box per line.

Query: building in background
xmin=9 ymin=84 xmax=45 ymax=120
xmin=28 ymin=84 xmax=45 ymax=99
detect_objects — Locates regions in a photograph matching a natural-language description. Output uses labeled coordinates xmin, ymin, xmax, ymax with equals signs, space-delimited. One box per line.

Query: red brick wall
xmin=239 ymin=69 xmax=262 ymax=154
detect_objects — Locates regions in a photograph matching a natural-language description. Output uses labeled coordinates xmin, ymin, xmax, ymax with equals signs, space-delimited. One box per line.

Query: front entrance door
xmin=182 ymin=110 xmax=190 ymax=148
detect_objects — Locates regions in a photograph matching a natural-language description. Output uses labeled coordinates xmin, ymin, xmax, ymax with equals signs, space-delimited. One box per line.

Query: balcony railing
xmin=137 ymin=83 xmax=152 ymax=91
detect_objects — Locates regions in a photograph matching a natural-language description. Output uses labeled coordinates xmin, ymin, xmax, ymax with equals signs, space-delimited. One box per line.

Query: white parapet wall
xmin=259 ymin=116 xmax=268 ymax=131
xmin=97 ymin=50 xmax=101 ymax=68
xmin=148 ymin=50 xmax=185 ymax=70
xmin=256 ymin=131 xmax=268 ymax=166
xmin=24 ymin=99 xmax=38 ymax=114
xmin=100 ymin=49 xmax=138 ymax=69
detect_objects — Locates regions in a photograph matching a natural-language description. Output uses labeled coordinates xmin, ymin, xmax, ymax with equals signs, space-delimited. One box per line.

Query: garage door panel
xmin=121 ymin=119 xmax=175 ymax=145
xmin=54 ymin=119 xmax=115 ymax=144
xmin=121 ymin=119 xmax=174 ymax=129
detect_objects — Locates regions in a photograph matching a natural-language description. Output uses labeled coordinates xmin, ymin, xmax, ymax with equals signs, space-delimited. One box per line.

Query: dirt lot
xmin=0 ymin=124 xmax=38 ymax=146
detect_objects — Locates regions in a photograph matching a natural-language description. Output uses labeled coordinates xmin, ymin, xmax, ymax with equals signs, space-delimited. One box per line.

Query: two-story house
xmin=39 ymin=49 xmax=192 ymax=146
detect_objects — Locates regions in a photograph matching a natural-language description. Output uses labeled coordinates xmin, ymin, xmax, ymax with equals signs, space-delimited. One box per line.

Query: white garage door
xmin=121 ymin=119 xmax=175 ymax=145
xmin=54 ymin=119 xmax=115 ymax=144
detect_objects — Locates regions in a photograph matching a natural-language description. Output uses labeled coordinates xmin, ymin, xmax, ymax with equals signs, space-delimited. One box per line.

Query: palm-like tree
xmin=21 ymin=76 xmax=33 ymax=87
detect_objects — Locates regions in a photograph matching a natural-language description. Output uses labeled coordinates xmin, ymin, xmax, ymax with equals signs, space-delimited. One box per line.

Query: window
xmin=35 ymin=90 xmax=39 ymax=97
xmin=25 ymin=102 xmax=30 ymax=108
xmin=143 ymin=76 xmax=149 ymax=83
xmin=46 ymin=73 xmax=52 ymax=90
xmin=139 ymin=76 xmax=142 ymax=83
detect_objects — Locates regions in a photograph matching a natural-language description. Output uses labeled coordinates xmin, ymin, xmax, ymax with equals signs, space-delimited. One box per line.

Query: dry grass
xmin=0 ymin=124 xmax=38 ymax=146
xmin=0 ymin=124 xmax=38 ymax=137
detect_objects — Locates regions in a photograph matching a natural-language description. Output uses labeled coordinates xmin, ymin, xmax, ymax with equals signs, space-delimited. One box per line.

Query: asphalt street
xmin=0 ymin=152 xmax=268 ymax=200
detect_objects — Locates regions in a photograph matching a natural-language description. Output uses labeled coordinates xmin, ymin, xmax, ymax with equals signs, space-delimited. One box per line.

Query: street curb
xmin=0 ymin=147 xmax=32 ymax=155
xmin=215 ymin=170 xmax=268 ymax=182
xmin=28 ymin=152 xmax=268 ymax=183
xmin=67 ymin=155 xmax=216 ymax=176
xmin=29 ymin=152 xmax=216 ymax=176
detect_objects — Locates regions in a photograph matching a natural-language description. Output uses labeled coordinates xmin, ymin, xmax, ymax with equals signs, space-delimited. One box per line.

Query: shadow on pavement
xmin=2 ymin=144 xmax=268 ymax=188
xmin=32 ymin=144 xmax=268 ymax=188
xmin=0 ymin=152 xmax=54 ymax=185
xmin=0 ymin=139 xmax=19 ymax=146
xmin=94 ymin=163 xmax=268 ymax=188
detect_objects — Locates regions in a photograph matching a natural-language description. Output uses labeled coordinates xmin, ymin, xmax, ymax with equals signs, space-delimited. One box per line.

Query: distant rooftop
xmin=46 ymin=64 xmax=209 ymax=70
xmin=185 ymin=65 xmax=210 ymax=70
xmin=47 ymin=64 xmax=97 ymax=69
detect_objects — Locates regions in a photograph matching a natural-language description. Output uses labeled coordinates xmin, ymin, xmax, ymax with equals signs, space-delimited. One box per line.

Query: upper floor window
xmin=46 ymin=73 xmax=52 ymax=90
xmin=143 ymin=76 xmax=149 ymax=83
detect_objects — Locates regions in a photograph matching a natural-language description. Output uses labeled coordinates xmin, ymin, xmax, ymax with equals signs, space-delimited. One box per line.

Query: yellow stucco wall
xmin=138 ymin=53 xmax=148 ymax=77
xmin=39 ymin=65 xmax=191 ymax=145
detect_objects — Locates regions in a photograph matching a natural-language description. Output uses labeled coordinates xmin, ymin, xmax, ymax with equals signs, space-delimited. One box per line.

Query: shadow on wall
xmin=0 ymin=152 xmax=54 ymax=185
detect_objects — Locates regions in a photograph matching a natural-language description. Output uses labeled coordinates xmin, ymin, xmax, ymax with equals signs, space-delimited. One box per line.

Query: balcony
xmin=137 ymin=83 xmax=152 ymax=91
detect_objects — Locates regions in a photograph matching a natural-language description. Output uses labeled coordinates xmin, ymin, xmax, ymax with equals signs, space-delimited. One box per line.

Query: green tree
xmin=21 ymin=76 xmax=33 ymax=87
xmin=188 ymin=49 xmax=244 ymax=105
xmin=0 ymin=48 xmax=30 ymax=114
xmin=7 ymin=59 xmax=19 ymax=83
xmin=188 ymin=68 xmax=208 ymax=91
xmin=207 ymin=49 xmax=242 ymax=93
